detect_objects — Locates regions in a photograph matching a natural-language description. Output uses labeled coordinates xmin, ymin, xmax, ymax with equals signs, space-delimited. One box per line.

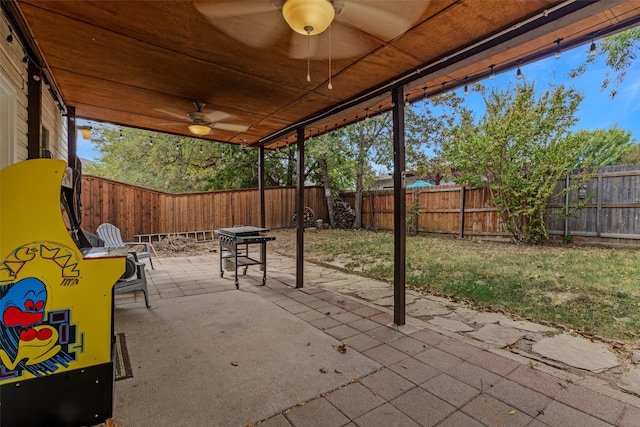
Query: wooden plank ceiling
xmin=7 ymin=0 xmax=640 ymax=149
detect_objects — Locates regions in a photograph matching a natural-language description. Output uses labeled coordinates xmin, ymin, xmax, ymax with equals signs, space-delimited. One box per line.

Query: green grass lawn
xmin=298 ymin=229 xmax=640 ymax=342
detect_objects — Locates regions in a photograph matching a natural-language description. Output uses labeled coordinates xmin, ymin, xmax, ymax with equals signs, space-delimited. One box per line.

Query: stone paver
xmin=325 ymin=382 xmax=385 ymax=419
xmin=468 ymin=323 xmax=525 ymax=348
xmin=420 ymin=373 xmax=480 ymax=407
xmin=388 ymin=357 xmax=441 ymax=384
xmin=485 ymin=378 xmax=552 ymax=418
xmin=461 ymin=394 xmax=533 ymax=427
xmin=428 ymin=316 xmax=475 ymax=332
xmin=555 ymin=382 xmax=627 ymax=425
xmin=406 ymin=299 xmax=452 ymax=317
xmin=352 ymin=403 xmax=420 ymax=427
xmin=285 ymin=397 xmax=350 ymax=427
xmin=499 ymin=318 xmax=556 ymax=333
xmin=390 ymin=387 xmax=456 ymax=426
xmin=359 ymin=368 xmax=416 ymax=400
xmin=620 ymin=367 xmax=640 ymax=395
xmin=536 ymin=400 xmax=613 ymax=427
xmin=532 ymin=334 xmax=621 ymax=373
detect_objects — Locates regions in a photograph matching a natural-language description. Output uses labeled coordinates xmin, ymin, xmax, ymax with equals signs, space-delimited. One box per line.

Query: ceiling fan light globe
xmin=188 ymin=124 xmax=212 ymax=136
xmin=282 ymin=0 xmax=335 ymax=36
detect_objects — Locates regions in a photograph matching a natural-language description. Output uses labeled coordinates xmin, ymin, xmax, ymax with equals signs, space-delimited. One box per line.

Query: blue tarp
xmin=407 ymin=180 xmax=435 ymax=188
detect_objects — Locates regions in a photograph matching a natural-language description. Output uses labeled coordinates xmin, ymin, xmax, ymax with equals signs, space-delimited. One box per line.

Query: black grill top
xmin=215 ymin=226 xmax=269 ymax=237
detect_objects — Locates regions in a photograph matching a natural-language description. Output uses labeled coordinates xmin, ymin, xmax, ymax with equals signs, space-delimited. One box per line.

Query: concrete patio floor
xmin=110 ymin=252 xmax=640 ymax=426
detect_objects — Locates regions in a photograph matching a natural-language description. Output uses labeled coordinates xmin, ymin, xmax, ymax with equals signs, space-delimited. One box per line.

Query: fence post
xmin=596 ymin=169 xmax=604 ymax=237
xmin=459 ymin=186 xmax=466 ymax=238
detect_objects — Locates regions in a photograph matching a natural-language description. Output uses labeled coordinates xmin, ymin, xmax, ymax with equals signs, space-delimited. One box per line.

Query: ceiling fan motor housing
xmin=282 ymin=0 xmax=336 ymax=35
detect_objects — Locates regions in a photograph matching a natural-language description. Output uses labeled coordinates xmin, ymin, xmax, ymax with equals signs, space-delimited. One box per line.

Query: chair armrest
xmin=124 ymin=241 xmax=157 ymax=256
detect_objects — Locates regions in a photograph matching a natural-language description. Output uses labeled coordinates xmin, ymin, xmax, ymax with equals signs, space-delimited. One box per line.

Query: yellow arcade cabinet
xmin=0 ymin=159 xmax=127 ymax=426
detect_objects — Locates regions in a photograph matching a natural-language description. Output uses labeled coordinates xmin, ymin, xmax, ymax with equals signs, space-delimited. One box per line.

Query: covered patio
xmin=5 ymin=0 xmax=640 ymax=324
xmin=3 ymin=1 xmax=640 ymax=425
xmin=113 ymin=247 xmax=640 ymax=426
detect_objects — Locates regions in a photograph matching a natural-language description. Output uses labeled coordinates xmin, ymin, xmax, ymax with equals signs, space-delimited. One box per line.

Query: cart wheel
xmin=235 ymin=280 xmax=239 ymax=289
xmin=243 ymin=266 xmax=248 ymax=275
xmin=220 ymin=271 xmax=224 ymax=278
xmin=262 ymin=277 xmax=266 ymax=286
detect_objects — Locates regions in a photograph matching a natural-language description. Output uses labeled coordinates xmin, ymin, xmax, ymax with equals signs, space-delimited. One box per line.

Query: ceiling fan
xmin=156 ymin=101 xmax=249 ymax=136
xmin=194 ymin=0 xmax=431 ymax=61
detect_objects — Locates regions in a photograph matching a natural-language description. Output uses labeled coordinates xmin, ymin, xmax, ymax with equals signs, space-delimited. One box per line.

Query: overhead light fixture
xmin=554 ymin=38 xmax=563 ymax=59
xmin=463 ymin=76 xmax=468 ymax=95
xmin=77 ymin=125 xmax=92 ymax=140
xmin=282 ymin=0 xmax=335 ymax=35
xmin=489 ymin=64 xmax=495 ymax=80
xmin=588 ymin=39 xmax=597 ymax=58
xmin=188 ymin=124 xmax=212 ymax=136
xmin=516 ymin=63 xmax=523 ymax=80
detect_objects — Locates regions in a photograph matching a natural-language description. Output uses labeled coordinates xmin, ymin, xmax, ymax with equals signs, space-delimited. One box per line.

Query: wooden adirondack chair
xmin=96 ymin=223 xmax=155 ymax=270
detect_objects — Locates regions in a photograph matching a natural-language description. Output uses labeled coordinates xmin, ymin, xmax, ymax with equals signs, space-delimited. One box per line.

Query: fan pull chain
xmin=307 ymin=33 xmax=311 ymax=82
xmin=328 ymin=25 xmax=333 ymax=89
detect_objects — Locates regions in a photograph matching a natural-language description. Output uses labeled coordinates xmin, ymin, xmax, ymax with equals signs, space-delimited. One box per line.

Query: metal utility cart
xmin=215 ymin=226 xmax=275 ymax=288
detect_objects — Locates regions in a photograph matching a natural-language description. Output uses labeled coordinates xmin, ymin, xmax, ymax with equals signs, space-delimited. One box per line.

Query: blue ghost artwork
xmin=1 ymin=278 xmax=47 ymax=328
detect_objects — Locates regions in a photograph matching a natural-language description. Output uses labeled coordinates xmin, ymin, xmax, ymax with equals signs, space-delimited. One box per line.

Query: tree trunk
xmin=318 ymin=157 xmax=335 ymax=228
xmin=354 ymin=162 xmax=364 ymax=229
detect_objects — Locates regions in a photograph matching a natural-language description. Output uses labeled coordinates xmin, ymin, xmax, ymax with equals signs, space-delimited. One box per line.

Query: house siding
xmin=1 ymin=7 xmax=68 ymax=166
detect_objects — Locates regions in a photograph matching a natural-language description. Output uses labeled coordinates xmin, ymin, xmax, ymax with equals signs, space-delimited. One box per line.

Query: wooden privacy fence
xmin=546 ymin=164 xmax=640 ymax=246
xmin=343 ymin=186 xmax=508 ymax=239
xmin=343 ymin=164 xmax=640 ymax=246
xmin=80 ymin=175 xmax=328 ymax=242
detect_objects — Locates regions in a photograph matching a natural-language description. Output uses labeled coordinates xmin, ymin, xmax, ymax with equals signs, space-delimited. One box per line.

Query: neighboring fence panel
xmin=343 ymin=164 xmax=639 ymax=246
xmin=546 ymin=164 xmax=640 ymax=245
xmin=81 ymin=175 xmax=328 ymax=242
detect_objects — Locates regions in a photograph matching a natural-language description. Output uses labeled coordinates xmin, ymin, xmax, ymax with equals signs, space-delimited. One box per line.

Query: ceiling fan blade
xmin=194 ymin=1 xmax=287 ymax=49
xmin=337 ymin=0 xmax=431 ymax=41
xmin=211 ymin=122 xmax=249 ymax=132
xmin=154 ymin=108 xmax=188 ymax=122
xmin=204 ymin=110 xmax=232 ymax=123
xmin=194 ymin=1 xmax=277 ymax=18
xmin=289 ymin=22 xmax=376 ymax=60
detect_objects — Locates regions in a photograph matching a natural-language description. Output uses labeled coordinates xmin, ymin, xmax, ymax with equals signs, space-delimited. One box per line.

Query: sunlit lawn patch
xmin=299 ymin=229 xmax=640 ymax=342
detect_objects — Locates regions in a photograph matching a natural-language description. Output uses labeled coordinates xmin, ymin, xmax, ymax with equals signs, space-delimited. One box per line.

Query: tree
xmin=621 ymin=143 xmax=640 ymax=164
xmin=400 ymin=92 xmax=467 ymax=184
xmin=440 ymin=81 xmax=591 ymax=244
xmin=570 ymin=27 xmax=640 ymax=98
xmin=85 ymin=126 xmax=227 ymax=192
xmin=85 ymin=125 xmax=308 ymax=192
xmin=342 ymin=115 xmax=393 ymax=228
xmin=571 ymin=126 xmax=636 ymax=167
xmin=413 ymin=156 xmax=453 ymax=185
xmin=306 ymin=131 xmax=357 ymax=228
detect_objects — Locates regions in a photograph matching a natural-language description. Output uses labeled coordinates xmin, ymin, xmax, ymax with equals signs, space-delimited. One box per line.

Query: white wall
xmin=0 ymin=7 xmax=68 ymax=167
xmin=0 ymin=8 xmax=28 ymax=167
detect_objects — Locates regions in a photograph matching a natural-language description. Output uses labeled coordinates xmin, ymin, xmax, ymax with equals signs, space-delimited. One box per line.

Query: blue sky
xmin=76 ymin=40 xmax=639 ymax=162
xmin=464 ymin=42 xmax=640 ymax=139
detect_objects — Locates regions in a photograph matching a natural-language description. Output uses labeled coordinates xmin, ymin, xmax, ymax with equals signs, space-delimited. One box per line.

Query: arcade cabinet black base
xmin=0 ymin=362 xmax=114 ymax=427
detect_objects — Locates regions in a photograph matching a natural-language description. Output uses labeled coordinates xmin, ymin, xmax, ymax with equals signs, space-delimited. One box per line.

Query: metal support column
xmin=67 ymin=107 xmax=77 ymax=167
xmin=296 ymin=128 xmax=305 ymax=288
xmin=258 ymin=146 xmax=266 ymax=270
xmin=392 ymin=86 xmax=406 ymax=325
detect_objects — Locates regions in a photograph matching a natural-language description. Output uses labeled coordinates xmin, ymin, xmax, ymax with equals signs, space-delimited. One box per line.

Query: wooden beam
xmin=296 ymin=127 xmax=305 ymax=289
xmin=392 ymin=86 xmax=406 ymax=326
xmin=27 ymin=61 xmax=42 ymax=159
